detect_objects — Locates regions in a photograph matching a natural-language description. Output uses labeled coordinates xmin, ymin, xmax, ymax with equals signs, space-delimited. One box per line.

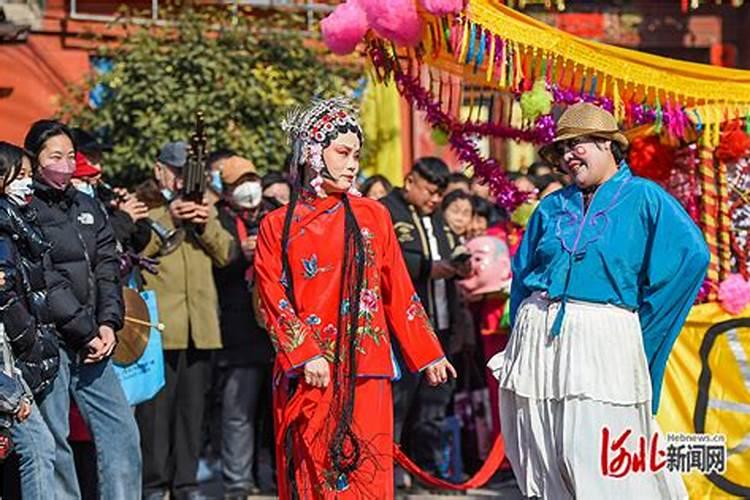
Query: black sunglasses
xmin=552 ymin=137 xmax=597 ymax=158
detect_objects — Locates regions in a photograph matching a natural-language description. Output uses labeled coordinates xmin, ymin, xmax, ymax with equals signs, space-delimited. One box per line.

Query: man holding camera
xmin=136 ymin=141 xmax=235 ymax=500
xmin=381 ymin=157 xmax=467 ymax=489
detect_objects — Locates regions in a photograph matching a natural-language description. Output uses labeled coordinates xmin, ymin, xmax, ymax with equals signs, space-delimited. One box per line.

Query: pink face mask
xmin=40 ymin=158 xmax=75 ymax=190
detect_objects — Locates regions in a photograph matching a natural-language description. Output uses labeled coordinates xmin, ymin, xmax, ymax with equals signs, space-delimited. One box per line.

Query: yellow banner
xmin=360 ymin=76 xmax=404 ymax=185
xmin=657 ymin=303 xmax=750 ymax=498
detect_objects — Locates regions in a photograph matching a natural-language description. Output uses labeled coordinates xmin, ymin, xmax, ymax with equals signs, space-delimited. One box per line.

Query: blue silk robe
xmin=510 ymin=163 xmax=710 ymax=413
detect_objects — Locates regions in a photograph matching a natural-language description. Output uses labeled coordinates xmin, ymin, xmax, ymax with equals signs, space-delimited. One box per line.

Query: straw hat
xmin=539 ymin=103 xmax=629 ymax=164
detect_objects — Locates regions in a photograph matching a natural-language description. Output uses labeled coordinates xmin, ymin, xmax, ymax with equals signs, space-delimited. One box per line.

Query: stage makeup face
xmin=321 ymin=131 xmax=361 ymax=194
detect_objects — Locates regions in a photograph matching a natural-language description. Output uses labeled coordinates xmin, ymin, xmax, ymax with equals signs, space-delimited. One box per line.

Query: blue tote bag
xmin=113 ymin=289 xmax=165 ymax=406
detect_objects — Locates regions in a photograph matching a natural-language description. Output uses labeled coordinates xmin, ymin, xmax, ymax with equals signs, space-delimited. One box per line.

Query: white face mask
xmin=6 ymin=177 xmax=34 ymax=206
xmin=74 ymin=182 xmax=96 ymax=198
xmin=231 ymin=181 xmax=262 ymax=209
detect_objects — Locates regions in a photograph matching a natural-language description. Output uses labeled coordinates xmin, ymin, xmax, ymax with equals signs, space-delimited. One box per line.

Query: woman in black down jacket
xmin=0 ymin=142 xmax=62 ymax=499
xmin=23 ymin=120 xmax=141 ymax=500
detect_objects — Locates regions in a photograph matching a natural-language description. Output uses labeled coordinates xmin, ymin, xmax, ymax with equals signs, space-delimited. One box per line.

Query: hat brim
xmin=539 ymin=129 xmax=629 ymax=165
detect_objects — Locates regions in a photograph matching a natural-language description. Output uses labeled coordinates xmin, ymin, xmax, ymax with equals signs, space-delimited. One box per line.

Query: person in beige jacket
xmin=135 ymin=141 xmax=235 ymax=500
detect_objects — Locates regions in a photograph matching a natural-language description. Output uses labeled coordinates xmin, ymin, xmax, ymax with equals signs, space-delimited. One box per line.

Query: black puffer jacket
xmin=0 ymin=198 xmax=60 ymax=394
xmin=213 ymin=200 xmax=274 ymax=366
xmin=30 ymin=180 xmax=124 ymax=351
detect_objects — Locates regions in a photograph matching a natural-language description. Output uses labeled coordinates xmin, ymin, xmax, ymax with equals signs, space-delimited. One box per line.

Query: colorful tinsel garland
xmin=369 ymin=41 xmax=531 ymax=210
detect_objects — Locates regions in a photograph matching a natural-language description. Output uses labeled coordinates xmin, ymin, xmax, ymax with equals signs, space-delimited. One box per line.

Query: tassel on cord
xmin=589 ymin=72 xmax=598 ymax=97
xmin=486 ymin=33 xmax=496 ymax=82
xmin=496 ymin=36 xmax=505 ymax=84
xmin=569 ymin=63 xmax=578 ymax=91
xmin=474 ymin=28 xmax=487 ymax=73
xmin=498 ymin=39 xmax=508 ymax=89
xmin=579 ymin=69 xmax=588 ymax=96
xmin=550 ymin=55 xmax=559 ymax=84
xmin=458 ymin=19 xmax=470 ymax=63
xmin=513 ymin=43 xmax=523 ymax=91
xmin=524 ymin=47 xmax=533 ymax=90
xmin=451 ymin=17 xmax=460 ymax=56
xmin=612 ymin=78 xmax=625 ymax=123
xmin=654 ymin=93 xmax=663 ymax=135
xmin=466 ymin=22 xmax=477 ymax=65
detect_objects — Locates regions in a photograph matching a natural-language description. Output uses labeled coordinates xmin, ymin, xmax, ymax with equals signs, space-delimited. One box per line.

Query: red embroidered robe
xmin=255 ymin=192 xmax=444 ymax=498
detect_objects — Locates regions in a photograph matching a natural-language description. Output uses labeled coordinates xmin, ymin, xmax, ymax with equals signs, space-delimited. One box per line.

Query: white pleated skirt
xmin=488 ymin=292 xmax=687 ymax=500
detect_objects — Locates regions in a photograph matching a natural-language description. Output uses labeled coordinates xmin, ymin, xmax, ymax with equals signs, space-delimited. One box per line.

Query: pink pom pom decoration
xmin=420 ymin=0 xmax=463 ymax=15
xmin=361 ymin=0 xmax=423 ymax=47
xmin=718 ymin=274 xmax=750 ymax=315
xmin=321 ymin=0 xmax=369 ymax=55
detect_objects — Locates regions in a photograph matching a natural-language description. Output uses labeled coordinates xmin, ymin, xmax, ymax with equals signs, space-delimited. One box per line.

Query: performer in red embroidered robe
xmin=254 ymin=98 xmax=456 ymax=499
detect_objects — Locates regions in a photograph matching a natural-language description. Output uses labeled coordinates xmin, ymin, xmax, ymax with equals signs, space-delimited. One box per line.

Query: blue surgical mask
xmin=161 ymin=188 xmax=175 ymax=202
xmin=75 ymin=182 xmax=96 ymax=198
xmin=210 ymin=170 xmax=223 ymax=194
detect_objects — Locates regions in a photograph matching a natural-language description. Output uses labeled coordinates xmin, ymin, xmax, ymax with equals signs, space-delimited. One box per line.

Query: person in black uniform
xmin=380 ymin=157 xmax=466 ymax=487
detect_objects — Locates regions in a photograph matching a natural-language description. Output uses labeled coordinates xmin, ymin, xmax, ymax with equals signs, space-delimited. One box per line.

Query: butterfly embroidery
xmin=302 ymin=254 xmax=332 ymax=280
xmin=324 ymin=202 xmax=343 ymax=215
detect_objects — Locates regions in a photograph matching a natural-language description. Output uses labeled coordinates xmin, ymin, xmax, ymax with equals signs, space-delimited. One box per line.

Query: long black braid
xmin=280 ymin=123 xmax=366 ymax=493
xmin=280 ymin=186 xmax=301 ymax=499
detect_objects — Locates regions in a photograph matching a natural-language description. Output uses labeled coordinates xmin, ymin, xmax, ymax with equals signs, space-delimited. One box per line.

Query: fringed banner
xmin=385 ymin=1 xmax=750 ymax=132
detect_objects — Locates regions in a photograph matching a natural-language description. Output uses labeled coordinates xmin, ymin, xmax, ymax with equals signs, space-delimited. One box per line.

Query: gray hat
xmin=157 ymin=141 xmax=188 ymax=169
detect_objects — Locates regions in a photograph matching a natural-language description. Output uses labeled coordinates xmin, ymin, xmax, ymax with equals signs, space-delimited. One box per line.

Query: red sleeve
xmin=254 ymin=216 xmax=322 ymax=374
xmin=380 ymin=214 xmax=445 ymax=372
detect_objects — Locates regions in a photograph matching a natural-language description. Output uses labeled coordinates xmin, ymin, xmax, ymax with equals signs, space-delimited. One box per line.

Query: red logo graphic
xmin=600 ymin=426 xmax=667 ymax=478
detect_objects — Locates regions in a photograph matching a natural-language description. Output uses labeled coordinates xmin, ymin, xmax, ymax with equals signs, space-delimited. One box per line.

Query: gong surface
xmin=113 ymin=288 xmax=151 ymax=366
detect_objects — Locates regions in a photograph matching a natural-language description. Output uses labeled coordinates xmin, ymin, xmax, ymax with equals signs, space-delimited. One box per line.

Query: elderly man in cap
xmin=211 ymin=155 xmax=278 ymax=497
xmin=490 ymin=103 xmax=706 ymax=499
xmin=136 ymin=141 xmax=235 ymax=500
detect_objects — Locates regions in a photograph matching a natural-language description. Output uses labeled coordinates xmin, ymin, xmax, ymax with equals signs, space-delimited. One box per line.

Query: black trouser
xmin=136 ymin=346 xmax=212 ymax=498
xmin=221 ymin=363 xmax=274 ymax=494
xmin=393 ymin=329 xmax=456 ymax=476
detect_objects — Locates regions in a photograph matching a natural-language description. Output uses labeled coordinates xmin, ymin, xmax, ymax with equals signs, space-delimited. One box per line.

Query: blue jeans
xmin=10 ymin=402 xmax=56 ymax=500
xmin=37 ymin=347 xmax=142 ymax=500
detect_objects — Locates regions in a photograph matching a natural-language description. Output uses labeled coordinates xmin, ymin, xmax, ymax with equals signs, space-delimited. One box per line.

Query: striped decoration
xmin=717 ymin=159 xmax=733 ymax=281
xmin=699 ymin=145 xmax=721 ymax=299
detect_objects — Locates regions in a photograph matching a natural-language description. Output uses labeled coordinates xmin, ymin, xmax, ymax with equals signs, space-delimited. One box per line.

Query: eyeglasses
xmin=553 ymin=137 xmax=596 ymax=158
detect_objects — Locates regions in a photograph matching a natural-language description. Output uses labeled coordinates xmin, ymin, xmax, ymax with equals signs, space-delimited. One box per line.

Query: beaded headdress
xmin=282 ymin=97 xmax=363 ymax=198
